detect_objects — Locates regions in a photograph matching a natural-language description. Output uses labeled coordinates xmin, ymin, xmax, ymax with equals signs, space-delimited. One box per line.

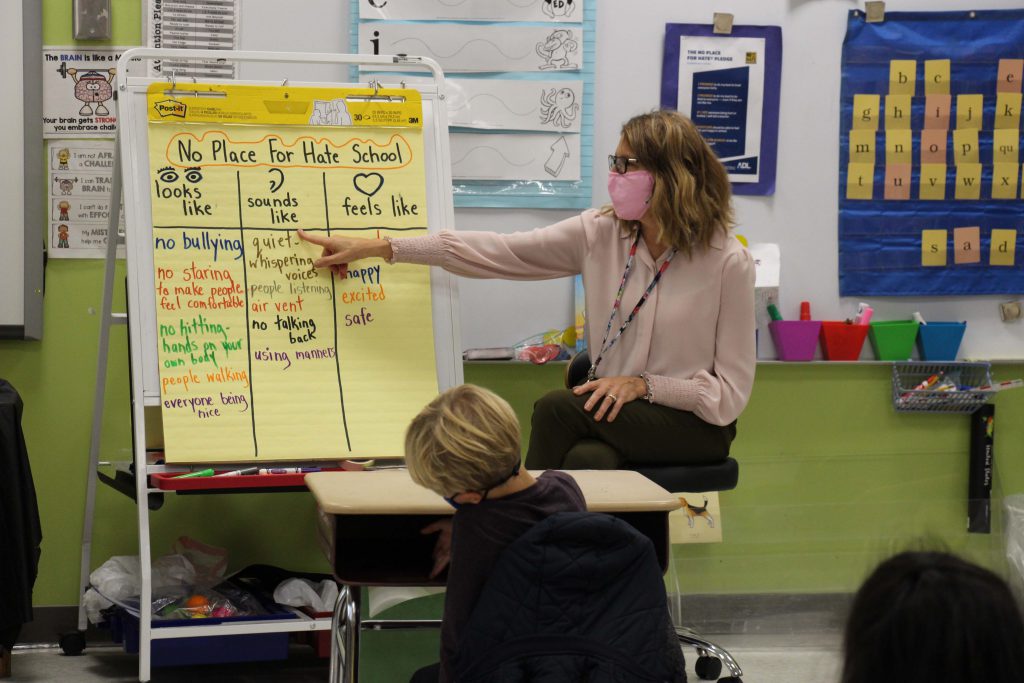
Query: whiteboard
xmin=0 ymin=0 xmax=43 ymax=339
xmin=115 ymin=50 xmax=463 ymax=406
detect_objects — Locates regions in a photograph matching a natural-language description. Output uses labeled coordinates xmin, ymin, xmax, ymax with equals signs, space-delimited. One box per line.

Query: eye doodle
xmin=184 ymin=167 xmax=203 ymax=183
xmin=158 ymin=167 xmax=180 ymax=183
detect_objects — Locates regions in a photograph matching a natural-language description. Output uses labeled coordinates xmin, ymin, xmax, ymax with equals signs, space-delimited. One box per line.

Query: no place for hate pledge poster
xmin=147 ymin=84 xmax=438 ymax=463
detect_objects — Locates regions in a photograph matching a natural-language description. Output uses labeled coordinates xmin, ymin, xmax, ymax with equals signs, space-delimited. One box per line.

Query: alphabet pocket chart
xmin=147 ymin=83 xmax=439 ymax=462
xmin=839 ymin=10 xmax=1024 ymax=296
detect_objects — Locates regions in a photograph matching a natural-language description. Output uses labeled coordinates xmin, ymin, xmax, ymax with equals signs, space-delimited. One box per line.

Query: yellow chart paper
xmin=148 ymin=84 xmax=438 ymax=462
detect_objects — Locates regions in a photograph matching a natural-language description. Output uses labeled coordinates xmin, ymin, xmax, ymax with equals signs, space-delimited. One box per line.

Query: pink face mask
xmin=607 ymin=170 xmax=654 ymax=221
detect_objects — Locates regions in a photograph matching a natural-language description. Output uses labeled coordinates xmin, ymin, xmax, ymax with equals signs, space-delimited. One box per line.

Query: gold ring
xmin=607 ymin=394 xmax=617 ymax=402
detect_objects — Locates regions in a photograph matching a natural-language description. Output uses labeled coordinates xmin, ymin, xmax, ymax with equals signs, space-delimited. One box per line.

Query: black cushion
xmin=632 ymin=457 xmax=739 ymax=493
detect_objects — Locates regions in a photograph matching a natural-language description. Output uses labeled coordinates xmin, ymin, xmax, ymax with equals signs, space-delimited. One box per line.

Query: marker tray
xmin=916 ymin=321 xmax=967 ymax=361
xmin=152 ymin=467 xmax=345 ymax=492
xmin=892 ymin=362 xmax=993 ymax=414
xmin=819 ymin=321 xmax=869 ymax=361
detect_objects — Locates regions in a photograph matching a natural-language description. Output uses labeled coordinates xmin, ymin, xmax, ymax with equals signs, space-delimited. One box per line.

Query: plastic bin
xmin=869 ymin=320 xmax=920 ymax=360
xmin=112 ymin=608 xmax=292 ymax=667
xmin=769 ymin=320 xmax=822 ymax=361
xmin=916 ymin=322 xmax=966 ymax=361
xmin=819 ymin=322 xmax=869 ymax=360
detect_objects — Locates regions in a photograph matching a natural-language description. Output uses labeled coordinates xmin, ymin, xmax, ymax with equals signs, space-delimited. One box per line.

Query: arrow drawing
xmin=544 ymin=136 xmax=570 ymax=177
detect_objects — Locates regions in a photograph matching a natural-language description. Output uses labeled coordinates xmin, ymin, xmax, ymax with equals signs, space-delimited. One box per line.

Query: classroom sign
xmin=147 ymin=84 xmax=438 ymax=462
xmin=839 ymin=10 xmax=1024 ymax=295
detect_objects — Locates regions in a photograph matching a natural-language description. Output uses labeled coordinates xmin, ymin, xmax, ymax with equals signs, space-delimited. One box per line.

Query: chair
xmin=453 ymin=511 xmax=689 ymax=682
xmin=563 ymin=352 xmax=743 ymax=682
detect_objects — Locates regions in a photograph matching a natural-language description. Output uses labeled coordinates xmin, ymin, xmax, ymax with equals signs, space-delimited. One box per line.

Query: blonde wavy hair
xmin=404 ymin=384 xmax=521 ymax=497
xmin=604 ymin=109 xmax=734 ymax=256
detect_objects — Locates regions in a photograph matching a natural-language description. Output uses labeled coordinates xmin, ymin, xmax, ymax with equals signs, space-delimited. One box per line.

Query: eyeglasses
xmin=608 ymin=154 xmax=642 ymax=174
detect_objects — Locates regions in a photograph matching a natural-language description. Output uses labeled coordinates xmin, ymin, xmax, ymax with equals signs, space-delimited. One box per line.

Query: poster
xmin=148 ymin=84 xmax=438 ymax=462
xmin=661 ymin=25 xmax=782 ymax=196
xmin=353 ymin=0 xmax=595 ymax=209
xmin=47 ymin=141 xmax=125 ymax=258
xmin=43 ymin=47 xmax=128 ymax=138
xmin=668 ymin=492 xmax=722 ymax=545
xmin=146 ymin=0 xmax=240 ymax=80
xmin=839 ymin=10 xmax=1024 ymax=295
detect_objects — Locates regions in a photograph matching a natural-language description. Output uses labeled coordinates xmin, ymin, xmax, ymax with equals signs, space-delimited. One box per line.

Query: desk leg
xmin=330 ymin=585 xmax=362 ymax=683
xmin=344 ymin=587 xmax=361 ymax=682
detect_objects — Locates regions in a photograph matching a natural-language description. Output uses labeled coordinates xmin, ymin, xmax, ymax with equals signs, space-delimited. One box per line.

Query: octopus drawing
xmin=539 ymin=88 xmax=580 ymax=128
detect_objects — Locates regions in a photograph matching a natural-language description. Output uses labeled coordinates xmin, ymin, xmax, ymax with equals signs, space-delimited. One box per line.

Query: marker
xmin=854 ymin=305 xmax=874 ymax=325
xmin=799 ymin=301 xmax=811 ymax=321
xmin=912 ymin=373 xmax=942 ymax=391
xmin=213 ymin=467 xmax=258 ymax=477
xmin=258 ymin=467 xmax=322 ymax=475
xmin=767 ymin=303 xmax=783 ymax=321
xmin=974 ymin=379 xmax=1024 ymax=393
xmin=913 ymin=311 xmax=927 ymax=325
xmin=173 ymin=468 xmax=215 ymax=479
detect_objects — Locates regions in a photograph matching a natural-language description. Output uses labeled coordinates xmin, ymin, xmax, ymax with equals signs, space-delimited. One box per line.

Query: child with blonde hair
xmin=405 ymin=384 xmax=585 ymax=683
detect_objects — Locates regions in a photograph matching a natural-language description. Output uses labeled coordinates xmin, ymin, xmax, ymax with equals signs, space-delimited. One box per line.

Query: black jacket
xmin=453 ymin=511 xmax=687 ymax=682
xmin=0 ymin=381 xmax=42 ymax=649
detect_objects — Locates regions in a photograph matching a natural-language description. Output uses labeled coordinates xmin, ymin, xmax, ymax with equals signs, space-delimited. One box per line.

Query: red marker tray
xmin=152 ymin=468 xmax=345 ymax=492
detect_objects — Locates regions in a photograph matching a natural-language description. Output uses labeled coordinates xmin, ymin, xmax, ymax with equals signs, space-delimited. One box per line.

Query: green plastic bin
xmin=868 ymin=320 xmax=920 ymax=360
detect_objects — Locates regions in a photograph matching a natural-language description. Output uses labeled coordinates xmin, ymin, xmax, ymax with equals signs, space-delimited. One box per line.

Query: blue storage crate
xmin=112 ymin=604 xmax=294 ymax=667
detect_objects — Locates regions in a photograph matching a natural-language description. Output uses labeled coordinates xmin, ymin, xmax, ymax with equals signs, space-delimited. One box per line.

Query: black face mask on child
xmin=443 ymin=462 xmax=522 ymax=509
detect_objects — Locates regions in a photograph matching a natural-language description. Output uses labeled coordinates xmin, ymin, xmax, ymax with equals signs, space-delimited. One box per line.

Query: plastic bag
xmin=83 ymin=554 xmax=196 ymax=623
xmin=151 ymin=588 xmax=255 ymax=621
xmin=273 ymin=578 xmax=339 ymax=613
xmin=514 ymin=327 xmax=577 ymax=365
xmin=1005 ymin=494 xmax=1024 ymax=601
xmin=171 ymin=536 xmax=229 ymax=586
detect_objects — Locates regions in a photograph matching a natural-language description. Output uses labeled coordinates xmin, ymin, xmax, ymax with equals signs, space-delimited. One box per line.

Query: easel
xmin=75 ymin=48 xmax=461 ymax=682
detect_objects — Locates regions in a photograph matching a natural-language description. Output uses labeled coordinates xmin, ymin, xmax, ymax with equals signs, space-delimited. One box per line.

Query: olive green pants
xmin=523 ymin=389 xmax=736 ymax=470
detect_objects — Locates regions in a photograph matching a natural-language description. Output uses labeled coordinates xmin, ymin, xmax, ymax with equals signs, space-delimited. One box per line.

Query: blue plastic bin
xmin=916 ymin=322 xmax=966 ymax=361
xmin=113 ymin=607 xmax=292 ymax=667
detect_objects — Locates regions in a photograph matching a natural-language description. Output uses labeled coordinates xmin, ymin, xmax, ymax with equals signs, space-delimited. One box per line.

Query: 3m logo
xmin=154 ymin=99 xmax=187 ymax=118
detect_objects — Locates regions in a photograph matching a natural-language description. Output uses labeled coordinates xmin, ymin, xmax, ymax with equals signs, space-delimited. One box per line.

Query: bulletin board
xmin=117 ymin=51 xmax=463 ymax=463
xmin=349 ymin=0 xmax=596 ymax=210
xmin=839 ymin=9 xmax=1024 ymax=296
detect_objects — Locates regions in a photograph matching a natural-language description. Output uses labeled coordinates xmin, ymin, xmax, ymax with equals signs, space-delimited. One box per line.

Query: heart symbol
xmin=353 ymin=173 xmax=384 ymax=197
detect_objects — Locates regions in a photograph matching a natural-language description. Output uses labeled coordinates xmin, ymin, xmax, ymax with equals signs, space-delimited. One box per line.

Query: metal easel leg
xmin=77 ymin=133 xmax=124 ymax=633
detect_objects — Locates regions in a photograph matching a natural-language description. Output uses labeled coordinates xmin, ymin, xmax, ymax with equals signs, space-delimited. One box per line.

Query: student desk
xmin=306 ymin=469 xmax=681 ymax=683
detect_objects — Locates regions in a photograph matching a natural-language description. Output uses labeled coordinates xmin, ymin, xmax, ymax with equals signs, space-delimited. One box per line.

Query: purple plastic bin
xmin=769 ymin=320 xmax=822 ymax=361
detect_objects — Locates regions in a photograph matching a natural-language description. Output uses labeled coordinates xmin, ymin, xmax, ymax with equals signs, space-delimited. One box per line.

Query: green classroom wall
xmin=3 ymin=0 xmax=1023 ymax=612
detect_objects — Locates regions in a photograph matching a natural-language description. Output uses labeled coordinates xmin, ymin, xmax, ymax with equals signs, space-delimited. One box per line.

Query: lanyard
xmin=588 ymin=234 xmax=676 ymax=382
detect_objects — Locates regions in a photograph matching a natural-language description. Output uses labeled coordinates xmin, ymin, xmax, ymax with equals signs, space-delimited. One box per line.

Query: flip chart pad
xmin=147 ymin=84 xmax=437 ymax=462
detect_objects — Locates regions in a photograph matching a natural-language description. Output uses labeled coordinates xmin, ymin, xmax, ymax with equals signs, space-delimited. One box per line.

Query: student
xmin=299 ymin=109 xmax=755 ymax=472
xmin=841 ymin=550 xmax=1024 ymax=683
xmin=403 ymin=384 xmax=586 ymax=683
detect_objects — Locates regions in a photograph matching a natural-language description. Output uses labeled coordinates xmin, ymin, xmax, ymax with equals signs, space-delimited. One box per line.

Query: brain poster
xmin=147 ymin=83 xmax=439 ymax=462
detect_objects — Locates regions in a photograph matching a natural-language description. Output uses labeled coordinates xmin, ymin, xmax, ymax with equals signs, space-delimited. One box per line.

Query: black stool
xmin=563 ymin=353 xmax=744 ymax=683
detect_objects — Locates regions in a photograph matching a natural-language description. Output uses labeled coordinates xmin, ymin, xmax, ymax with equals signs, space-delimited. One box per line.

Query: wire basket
xmin=892 ymin=362 xmax=994 ymax=414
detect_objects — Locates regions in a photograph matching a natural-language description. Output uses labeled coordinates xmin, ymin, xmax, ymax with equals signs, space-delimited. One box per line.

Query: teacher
xmin=299 ymin=109 xmax=755 ymax=470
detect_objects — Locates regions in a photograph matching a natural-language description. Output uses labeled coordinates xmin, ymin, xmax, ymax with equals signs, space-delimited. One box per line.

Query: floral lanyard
xmin=587 ymin=233 xmax=677 ymax=382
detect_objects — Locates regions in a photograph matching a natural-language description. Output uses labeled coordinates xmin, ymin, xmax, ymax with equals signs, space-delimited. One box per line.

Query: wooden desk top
xmin=306 ymin=469 xmax=681 ymax=516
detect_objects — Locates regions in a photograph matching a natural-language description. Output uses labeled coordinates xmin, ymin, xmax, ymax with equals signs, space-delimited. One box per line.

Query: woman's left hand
xmin=573 ymin=376 xmax=647 ymax=422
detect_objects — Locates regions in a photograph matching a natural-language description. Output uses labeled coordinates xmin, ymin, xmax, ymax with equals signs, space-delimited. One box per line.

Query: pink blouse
xmin=391 ymin=209 xmax=755 ymax=426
